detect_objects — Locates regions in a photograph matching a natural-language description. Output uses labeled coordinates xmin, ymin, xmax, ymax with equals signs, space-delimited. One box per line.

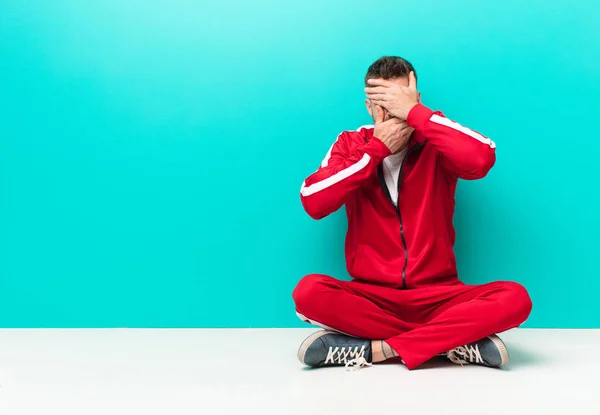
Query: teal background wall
xmin=1 ymin=1 xmax=598 ymax=328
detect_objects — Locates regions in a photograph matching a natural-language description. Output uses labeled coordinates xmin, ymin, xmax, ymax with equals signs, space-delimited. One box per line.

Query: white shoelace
xmin=345 ymin=356 xmax=372 ymax=371
xmin=324 ymin=345 xmax=372 ymax=371
xmin=447 ymin=343 xmax=483 ymax=366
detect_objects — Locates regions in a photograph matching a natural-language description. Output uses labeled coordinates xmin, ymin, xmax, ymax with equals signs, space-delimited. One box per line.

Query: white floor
xmin=0 ymin=329 xmax=598 ymax=414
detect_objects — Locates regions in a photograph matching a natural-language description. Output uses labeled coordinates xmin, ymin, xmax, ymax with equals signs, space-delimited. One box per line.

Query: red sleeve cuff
xmin=363 ymin=136 xmax=392 ymax=160
xmin=406 ymin=103 xmax=435 ymax=134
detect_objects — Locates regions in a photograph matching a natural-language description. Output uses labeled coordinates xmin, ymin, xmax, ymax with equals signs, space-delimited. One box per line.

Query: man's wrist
xmin=406 ymin=103 xmax=435 ymax=131
xmin=402 ymin=103 xmax=418 ymax=120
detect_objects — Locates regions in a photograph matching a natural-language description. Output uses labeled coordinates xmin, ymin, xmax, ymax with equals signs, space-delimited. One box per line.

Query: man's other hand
xmin=372 ymin=105 xmax=414 ymax=153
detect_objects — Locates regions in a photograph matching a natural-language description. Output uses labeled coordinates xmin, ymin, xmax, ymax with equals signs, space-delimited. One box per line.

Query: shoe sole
xmin=297 ymin=330 xmax=334 ymax=365
xmin=488 ymin=334 xmax=509 ymax=367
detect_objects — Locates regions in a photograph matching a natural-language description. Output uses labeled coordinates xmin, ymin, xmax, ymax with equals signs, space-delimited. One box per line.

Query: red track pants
xmin=292 ymin=274 xmax=532 ymax=370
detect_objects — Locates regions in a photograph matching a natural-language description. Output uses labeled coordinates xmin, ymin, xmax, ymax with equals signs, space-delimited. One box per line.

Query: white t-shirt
xmin=382 ymin=148 xmax=408 ymax=206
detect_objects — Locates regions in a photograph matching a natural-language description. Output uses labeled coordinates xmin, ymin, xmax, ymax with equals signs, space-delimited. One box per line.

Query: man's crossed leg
xmin=293 ymin=274 xmax=532 ymax=370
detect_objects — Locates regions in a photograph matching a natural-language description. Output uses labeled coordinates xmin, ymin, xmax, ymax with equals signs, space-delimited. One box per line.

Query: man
xmin=293 ymin=56 xmax=532 ymax=371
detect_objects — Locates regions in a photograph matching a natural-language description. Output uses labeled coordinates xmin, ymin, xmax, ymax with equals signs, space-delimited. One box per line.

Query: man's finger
xmin=364 ymin=86 xmax=388 ymax=94
xmin=370 ymin=101 xmax=386 ymax=111
xmin=370 ymin=100 xmax=388 ymax=110
xmin=366 ymin=78 xmax=393 ymax=87
xmin=408 ymin=71 xmax=417 ymax=90
xmin=383 ymin=117 xmax=402 ymax=125
xmin=374 ymin=104 xmax=385 ymax=124
xmin=366 ymin=94 xmax=389 ymax=101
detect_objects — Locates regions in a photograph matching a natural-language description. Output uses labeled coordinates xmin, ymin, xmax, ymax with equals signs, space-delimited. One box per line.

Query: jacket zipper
xmin=378 ymin=143 xmax=423 ymax=289
xmin=395 ymin=147 xmax=416 ymax=289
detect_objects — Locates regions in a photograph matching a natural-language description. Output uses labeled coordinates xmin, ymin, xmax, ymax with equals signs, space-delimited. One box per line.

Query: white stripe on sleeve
xmin=300 ymin=153 xmax=371 ymax=197
xmin=430 ymin=114 xmax=496 ymax=149
xmin=320 ymin=125 xmax=373 ymax=168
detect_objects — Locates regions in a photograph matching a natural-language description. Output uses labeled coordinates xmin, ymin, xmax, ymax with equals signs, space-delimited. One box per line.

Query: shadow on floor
xmin=501 ymin=343 xmax=545 ymax=370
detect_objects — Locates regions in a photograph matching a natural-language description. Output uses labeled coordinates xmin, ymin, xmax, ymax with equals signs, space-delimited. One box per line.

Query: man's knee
xmin=292 ymin=274 xmax=336 ymax=312
xmin=498 ymin=281 xmax=533 ymax=322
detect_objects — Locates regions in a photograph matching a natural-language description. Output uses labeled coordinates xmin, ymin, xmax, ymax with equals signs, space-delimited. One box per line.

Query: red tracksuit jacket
xmin=300 ymin=104 xmax=496 ymax=289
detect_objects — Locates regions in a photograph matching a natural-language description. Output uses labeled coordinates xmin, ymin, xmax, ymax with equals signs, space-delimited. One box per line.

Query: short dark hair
xmin=364 ymin=56 xmax=417 ymax=86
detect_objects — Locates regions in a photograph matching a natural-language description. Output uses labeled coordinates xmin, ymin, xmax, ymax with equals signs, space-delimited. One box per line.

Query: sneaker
xmin=298 ymin=330 xmax=372 ymax=370
xmin=446 ymin=334 xmax=509 ymax=368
